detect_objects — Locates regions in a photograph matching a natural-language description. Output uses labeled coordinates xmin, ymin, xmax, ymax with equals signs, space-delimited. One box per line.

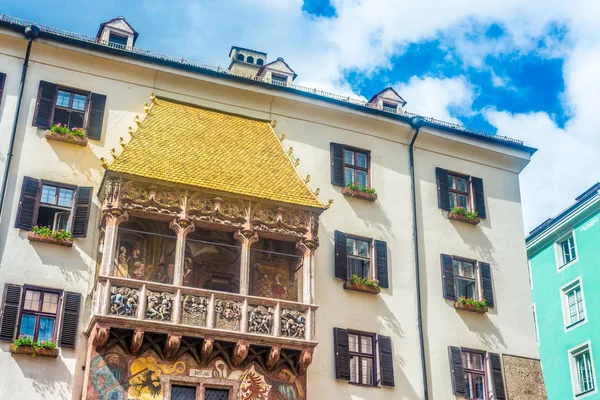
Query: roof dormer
xmin=257 ymin=57 xmax=297 ymax=87
xmin=228 ymin=46 xmax=267 ymax=77
xmin=96 ymin=16 xmax=138 ymax=49
xmin=368 ymin=87 xmax=407 ymax=113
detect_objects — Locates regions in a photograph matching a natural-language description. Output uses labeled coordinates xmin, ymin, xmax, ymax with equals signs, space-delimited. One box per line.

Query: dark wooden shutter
xmin=378 ymin=335 xmax=395 ymax=387
xmin=14 ymin=176 xmax=40 ymax=230
xmin=441 ymin=254 xmax=456 ymax=300
xmin=59 ymin=292 xmax=81 ymax=348
xmin=479 ymin=262 xmax=494 ymax=308
xmin=333 ymin=328 xmax=350 ymax=380
xmin=375 ymin=240 xmax=389 ymax=288
xmin=32 ymin=81 xmax=57 ymax=129
xmin=490 ymin=353 xmax=506 ymax=399
xmin=0 ymin=284 xmax=22 ymax=341
xmin=87 ymin=93 xmax=107 ymax=140
xmin=448 ymin=346 xmax=466 ymax=395
xmin=331 ymin=143 xmax=344 ymax=186
xmin=471 ymin=176 xmax=487 ymax=219
xmin=334 ymin=230 xmax=348 ymax=280
xmin=72 ymin=186 xmax=92 ymax=237
xmin=436 ymin=167 xmax=450 ymax=211
xmin=0 ymin=72 xmax=6 ymax=107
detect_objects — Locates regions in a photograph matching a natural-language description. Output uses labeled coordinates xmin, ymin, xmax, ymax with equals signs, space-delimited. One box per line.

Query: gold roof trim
xmin=108 ymin=97 xmax=324 ymax=209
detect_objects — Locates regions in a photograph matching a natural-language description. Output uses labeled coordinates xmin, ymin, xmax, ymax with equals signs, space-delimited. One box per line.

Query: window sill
xmin=9 ymin=344 xmax=59 ymax=358
xmin=566 ymin=318 xmax=586 ymax=330
xmin=348 ymin=381 xmax=378 ymax=388
xmin=342 ymin=187 xmax=377 ymax=202
xmin=27 ymin=231 xmax=74 ymax=247
xmin=454 ymin=301 xmax=488 ymax=314
xmin=343 ymin=281 xmax=380 ymax=294
xmin=576 ymin=388 xmax=596 ymax=397
xmin=448 ymin=211 xmax=480 ymax=225
xmin=45 ymin=130 xmax=88 ymax=146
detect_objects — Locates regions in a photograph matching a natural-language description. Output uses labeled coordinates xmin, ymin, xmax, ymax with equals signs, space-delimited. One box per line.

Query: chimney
xmin=96 ymin=16 xmax=139 ymax=49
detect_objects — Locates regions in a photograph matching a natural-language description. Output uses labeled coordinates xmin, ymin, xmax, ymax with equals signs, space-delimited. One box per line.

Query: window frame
xmin=270 ymin=73 xmax=288 ymax=86
xmin=532 ymin=303 xmax=539 ymax=345
xmin=342 ymin=145 xmax=371 ymax=188
xmin=108 ymin=32 xmax=129 ymax=47
xmin=36 ymin=180 xmax=78 ymax=232
xmin=347 ymin=330 xmax=377 ymax=387
xmin=461 ymin=348 xmax=488 ymax=400
xmin=561 ymin=277 xmax=587 ymax=332
xmin=16 ymin=285 xmax=63 ymax=342
xmin=161 ymin=375 xmax=238 ymax=400
xmin=453 ymin=256 xmax=481 ymax=301
xmin=51 ymin=85 xmax=91 ymax=130
xmin=569 ymin=341 xmax=597 ymax=398
xmin=447 ymin=172 xmax=472 ymax=211
xmin=346 ymin=234 xmax=373 ymax=280
xmin=555 ymin=231 xmax=578 ymax=271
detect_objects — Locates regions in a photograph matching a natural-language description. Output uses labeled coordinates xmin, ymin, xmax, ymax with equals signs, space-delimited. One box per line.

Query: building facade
xmin=527 ymin=183 xmax=600 ymax=399
xmin=0 ymin=14 xmax=545 ymax=400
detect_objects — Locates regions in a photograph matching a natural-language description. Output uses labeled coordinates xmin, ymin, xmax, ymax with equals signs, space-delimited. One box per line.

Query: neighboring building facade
xmin=527 ymin=183 xmax=600 ymax=400
xmin=0 ymin=14 xmax=545 ymax=400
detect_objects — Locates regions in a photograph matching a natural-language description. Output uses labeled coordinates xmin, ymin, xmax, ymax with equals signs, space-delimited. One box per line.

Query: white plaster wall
xmin=0 ymin=29 xmax=538 ymax=400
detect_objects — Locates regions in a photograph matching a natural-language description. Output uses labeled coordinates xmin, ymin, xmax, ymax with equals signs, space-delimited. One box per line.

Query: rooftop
xmin=0 ymin=13 xmax=535 ymax=154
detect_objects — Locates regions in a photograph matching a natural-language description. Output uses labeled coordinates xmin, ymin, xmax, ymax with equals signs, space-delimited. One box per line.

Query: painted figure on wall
xmin=89 ymin=352 xmax=128 ymax=400
xmin=250 ymin=239 xmax=299 ymax=302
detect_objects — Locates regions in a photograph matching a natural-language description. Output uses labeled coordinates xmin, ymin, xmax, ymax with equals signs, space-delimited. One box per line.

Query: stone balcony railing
xmin=92 ymin=276 xmax=317 ymax=349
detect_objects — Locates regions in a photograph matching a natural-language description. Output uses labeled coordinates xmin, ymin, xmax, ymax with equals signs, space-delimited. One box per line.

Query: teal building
xmin=527 ymin=183 xmax=600 ymax=399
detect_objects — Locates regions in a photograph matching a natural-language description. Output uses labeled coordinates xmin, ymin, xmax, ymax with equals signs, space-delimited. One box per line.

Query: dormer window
xmin=96 ymin=17 xmax=138 ymax=49
xmin=257 ymin=59 xmax=264 ymax=66
xmin=271 ymin=74 xmax=287 ymax=86
xmin=247 ymin=56 xmax=254 ymax=64
xmin=382 ymin=101 xmax=398 ymax=112
xmin=236 ymin=54 xmax=245 ymax=61
xmin=108 ymin=32 xmax=128 ymax=48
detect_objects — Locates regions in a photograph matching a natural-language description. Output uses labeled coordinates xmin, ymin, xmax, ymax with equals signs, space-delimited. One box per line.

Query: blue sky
xmin=1 ymin=0 xmax=599 ymax=231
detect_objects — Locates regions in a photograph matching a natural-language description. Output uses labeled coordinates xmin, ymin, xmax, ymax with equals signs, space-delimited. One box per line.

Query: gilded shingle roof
xmin=109 ymin=98 xmax=324 ymax=209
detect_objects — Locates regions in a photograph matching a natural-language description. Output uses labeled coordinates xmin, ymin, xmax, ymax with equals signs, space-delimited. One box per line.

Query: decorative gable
xmin=257 ymin=57 xmax=298 ymax=86
xmin=96 ymin=17 xmax=138 ymax=49
xmin=368 ymin=87 xmax=407 ymax=113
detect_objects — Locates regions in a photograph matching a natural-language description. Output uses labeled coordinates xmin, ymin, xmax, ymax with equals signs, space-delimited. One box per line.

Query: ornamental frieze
xmin=251 ymin=205 xmax=310 ymax=237
xmin=145 ymin=291 xmax=174 ymax=321
xmin=109 ymin=286 xmax=139 ymax=318
xmin=181 ymin=294 xmax=208 ymax=326
xmin=120 ymin=180 xmax=184 ymax=215
xmin=248 ymin=305 xmax=274 ymax=335
xmin=187 ymin=193 xmax=247 ymax=227
xmin=281 ymin=309 xmax=306 ymax=339
xmin=215 ymin=299 xmax=242 ymax=331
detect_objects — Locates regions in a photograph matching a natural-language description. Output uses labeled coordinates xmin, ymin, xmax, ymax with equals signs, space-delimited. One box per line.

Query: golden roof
xmin=109 ymin=98 xmax=324 ymax=209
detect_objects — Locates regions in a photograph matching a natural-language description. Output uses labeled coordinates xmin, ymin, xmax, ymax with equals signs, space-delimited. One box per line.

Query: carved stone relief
xmin=187 ymin=193 xmax=247 ymax=227
xmin=145 ymin=291 xmax=174 ymax=322
xmin=251 ymin=205 xmax=310 ymax=238
xmin=280 ymin=309 xmax=306 ymax=339
xmin=247 ymin=305 xmax=274 ymax=335
xmin=181 ymin=295 xmax=208 ymax=326
xmin=109 ymin=286 xmax=139 ymax=318
xmin=120 ymin=180 xmax=184 ymax=215
xmin=214 ymin=299 xmax=242 ymax=331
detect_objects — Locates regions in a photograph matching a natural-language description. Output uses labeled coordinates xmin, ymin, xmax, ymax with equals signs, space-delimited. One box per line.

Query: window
xmin=246 ymin=56 xmax=255 ymax=64
xmin=346 ymin=236 xmax=371 ymax=279
xmin=271 ymin=74 xmax=287 ymax=86
xmin=453 ymin=258 xmax=477 ymax=300
xmin=344 ymin=148 xmax=369 ymax=187
xmin=462 ymin=350 xmax=486 ymax=399
xmin=560 ymin=234 xmax=577 ymax=266
xmin=18 ymin=287 xmax=62 ymax=342
xmin=448 ymin=173 xmax=470 ymax=209
xmin=53 ymin=88 xmax=88 ymax=130
xmin=349 ymin=332 xmax=375 ymax=385
xmin=382 ymin=101 xmax=397 ymax=112
xmin=108 ymin=32 xmax=128 ymax=47
xmin=436 ymin=168 xmax=487 ymax=219
xmin=171 ymin=385 xmax=197 ymax=400
xmin=38 ymin=183 xmax=75 ymax=231
xmin=236 ymin=53 xmax=244 ymax=61
xmin=561 ymin=279 xmax=586 ymax=329
xmin=570 ymin=343 xmax=596 ymax=396
xmin=256 ymin=58 xmax=264 ymax=66
xmin=204 ymin=388 xmax=230 ymax=400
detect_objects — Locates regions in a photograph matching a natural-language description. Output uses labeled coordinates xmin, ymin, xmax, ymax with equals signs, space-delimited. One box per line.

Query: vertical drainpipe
xmin=0 ymin=25 xmax=40 ymax=218
xmin=409 ymin=116 xmax=428 ymax=400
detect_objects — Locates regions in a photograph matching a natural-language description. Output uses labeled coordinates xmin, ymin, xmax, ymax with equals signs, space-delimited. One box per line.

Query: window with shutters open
xmin=448 ymin=346 xmax=506 ymax=399
xmin=441 ymin=254 xmax=495 ymax=308
xmin=334 ymin=231 xmax=389 ymax=289
xmin=555 ymin=231 xmax=578 ymax=270
xmin=330 ymin=143 xmax=372 ymax=189
xmin=33 ymin=81 xmax=107 ymax=140
xmin=15 ymin=176 xmax=92 ymax=238
xmin=560 ymin=278 xmax=587 ymax=331
xmin=436 ymin=167 xmax=487 ymax=219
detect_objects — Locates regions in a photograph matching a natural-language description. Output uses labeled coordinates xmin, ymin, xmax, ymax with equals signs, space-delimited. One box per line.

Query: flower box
xmin=27 ymin=231 xmax=73 ymax=247
xmin=454 ymin=301 xmax=488 ymax=314
xmin=448 ymin=211 xmax=480 ymax=225
xmin=343 ymin=281 xmax=380 ymax=294
xmin=9 ymin=344 xmax=59 ymax=358
xmin=45 ymin=130 xmax=88 ymax=146
xmin=342 ymin=187 xmax=377 ymax=202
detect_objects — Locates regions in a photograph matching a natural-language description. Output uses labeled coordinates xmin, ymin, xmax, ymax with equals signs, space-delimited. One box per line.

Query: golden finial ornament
xmin=325 ymin=199 xmax=334 ymax=209
xmin=128 ymin=126 xmax=134 ymax=137
xmin=110 ymin=148 xmax=117 ymax=159
xmin=313 ymin=188 xmax=320 ymax=196
xmin=270 ymin=120 xmax=278 ymax=128
xmin=294 ymin=158 xmax=300 ymax=167
xmin=279 ymin=133 xmax=286 ymax=142
xmin=304 ymin=175 xmax=311 ymax=183
xmin=144 ymin=103 xmax=150 ymax=114
xmin=119 ymin=137 xmax=126 ymax=148
xmin=288 ymin=147 xmax=293 ymax=156
xmin=150 ymin=92 xmax=157 ymax=104
xmin=100 ymin=157 xmax=108 ymax=169
xmin=134 ymin=115 xmax=141 ymax=126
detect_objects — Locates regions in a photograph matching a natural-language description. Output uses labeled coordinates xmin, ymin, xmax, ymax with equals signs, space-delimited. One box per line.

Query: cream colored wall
xmin=0 ymin=29 xmax=538 ymax=400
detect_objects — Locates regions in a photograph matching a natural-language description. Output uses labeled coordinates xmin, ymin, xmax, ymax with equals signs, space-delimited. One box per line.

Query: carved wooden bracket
xmin=232 ymin=340 xmax=250 ymax=368
xmin=200 ymin=338 xmax=214 ymax=366
xmin=131 ymin=329 xmax=144 ymax=355
xmin=297 ymin=348 xmax=314 ymax=375
xmin=92 ymin=325 xmax=110 ymax=350
xmin=164 ymin=334 xmax=182 ymax=360
xmin=266 ymin=345 xmax=281 ymax=371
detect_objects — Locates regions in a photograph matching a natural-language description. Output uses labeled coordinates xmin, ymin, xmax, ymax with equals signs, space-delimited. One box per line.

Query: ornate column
xmin=100 ymin=209 xmax=129 ymax=276
xmin=234 ymin=229 xmax=259 ymax=295
xmin=170 ymin=219 xmax=195 ymax=286
xmin=296 ymin=239 xmax=318 ymax=304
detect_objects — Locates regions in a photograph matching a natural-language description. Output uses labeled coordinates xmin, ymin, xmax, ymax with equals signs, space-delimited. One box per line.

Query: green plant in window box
xmin=50 ymin=123 xmax=86 ymax=138
xmin=345 ymin=274 xmax=381 ymax=294
xmin=457 ymin=296 xmax=488 ymax=311
xmin=32 ymin=225 xmax=73 ymax=240
xmin=12 ymin=335 xmax=58 ymax=357
xmin=46 ymin=123 xmax=88 ymax=146
xmin=345 ymin=183 xmax=377 ymax=195
xmin=451 ymin=206 xmax=478 ymax=221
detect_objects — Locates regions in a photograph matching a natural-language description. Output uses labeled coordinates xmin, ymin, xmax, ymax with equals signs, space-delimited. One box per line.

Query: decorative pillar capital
xmin=103 ymin=208 xmax=129 ymax=226
xmin=234 ymin=229 xmax=259 ymax=246
xmin=296 ymin=239 xmax=319 ymax=254
xmin=170 ymin=218 xmax=195 ymax=236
